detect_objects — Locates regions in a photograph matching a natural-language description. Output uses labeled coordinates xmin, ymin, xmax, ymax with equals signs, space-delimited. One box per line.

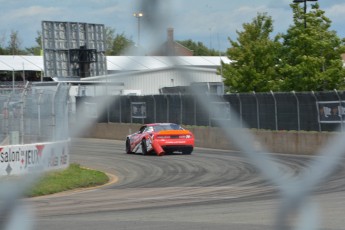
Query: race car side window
xmin=145 ymin=126 xmax=154 ymax=132
xmin=170 ymin=124 xmax=183 ymax=130
xmin=153 ymin=125 xmax=163 ymax=131
xmin=139 ymin=126 xmax=146 ymax=133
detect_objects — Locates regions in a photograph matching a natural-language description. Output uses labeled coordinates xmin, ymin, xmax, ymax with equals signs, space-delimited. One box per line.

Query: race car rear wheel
xmin=126 ymin=139 xmax=132 ymax=154
xmin=141 ymin=139 xmax=148 ymax=155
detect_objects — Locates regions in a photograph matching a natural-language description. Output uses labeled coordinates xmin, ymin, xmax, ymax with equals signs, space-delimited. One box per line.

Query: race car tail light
xmin=178 ymin=135 xmax=192 ymax=139
xmin=156 ymin=134 xmax=193 ymax=139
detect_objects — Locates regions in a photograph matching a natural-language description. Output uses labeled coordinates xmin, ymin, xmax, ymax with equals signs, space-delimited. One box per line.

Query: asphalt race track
xmin=29 ymin=138 xmax=345 ymax=230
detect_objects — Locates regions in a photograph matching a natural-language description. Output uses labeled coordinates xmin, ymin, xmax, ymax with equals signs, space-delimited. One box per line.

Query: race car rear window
xmin=154 ymin=124 xmax=183 ymax=131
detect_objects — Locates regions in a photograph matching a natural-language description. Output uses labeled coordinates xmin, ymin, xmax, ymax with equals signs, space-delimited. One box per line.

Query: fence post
xmin=292 ymin=91 xmax=300 ymax=131
xmin=165 ymin=95 xmax=169 ymax=122
xmin=119 ymin=96 xmax=122 ymax=123
xmin=236 ymin=93 xmax=243 ymax=128
xmin=20 ymin=82 xmax=30 ymax=144
xmin=253 ymin=91 xmax=260 ymax=129
xmin=152 ymin=95 xmax=156 ymax=123
xmin=271 ymin=90 xmax=278 ymax=131
xmin=179 ymin=93 xmax=182 ymax=124
xmin=194 ymin=96 xmax=197 ymax=126
xmin=107 ymin=97 xmax=110 ymax=123
xmin=311 ymin=91 xmax=321 ymax=132
xmin=51 ymin=83 xmax=61 ymax=142
xmin=37 ymin=90 xmax=43 ymax=139
xmin=128 ymin=96 xmax=132 ymax=124
xmin=12 ymin=70 xmax=15 ymax=94
xmin=20 ymin=91 xmax=25 ymax=144
xmin=3 ymin=98 xmax=10 ymax=141
xmin=334 ymin=89 xmax=343 ymax=132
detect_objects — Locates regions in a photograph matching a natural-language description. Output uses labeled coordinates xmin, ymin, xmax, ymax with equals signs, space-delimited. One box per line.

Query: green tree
xmin=0 ymin=33 xmax=8 ymax=54
xmin=104 ymin=27 xmax=134 ymax=55
xmin=105 ymin=27 xmax=116 ymax=54
xmin=0 ymin=45 xmax=7 ymax=55
xmin=278 ymin=3 xmax=345 ymax=91
xmin=221 ymin=13 xmax=282 ymax=92
xmin=109 ymin=33 xmax=135 ymax=55
xmin=177 ymin=39 xmax=221 ymax=56
xmin=26 ymin=31 xmax=42 ymax=55
xmin=7 ymin=30 xmax=25 ymax=55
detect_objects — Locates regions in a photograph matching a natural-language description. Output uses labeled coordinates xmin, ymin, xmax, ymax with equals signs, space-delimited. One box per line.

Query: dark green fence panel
xmin=75 ymin=91 xmax=345 ymax=132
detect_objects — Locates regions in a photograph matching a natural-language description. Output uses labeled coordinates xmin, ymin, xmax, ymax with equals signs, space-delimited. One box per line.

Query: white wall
xmin=106 ymin=67 xmax=222 ymax=95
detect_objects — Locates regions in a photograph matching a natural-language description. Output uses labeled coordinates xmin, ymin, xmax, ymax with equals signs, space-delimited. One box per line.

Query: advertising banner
xmin=131 ymin=102 xmax=146 ymax=119
xmin=0 ymin=140 xmax=70 ymax=176
xmin=317 ymin=101 xmax=345 ymax=123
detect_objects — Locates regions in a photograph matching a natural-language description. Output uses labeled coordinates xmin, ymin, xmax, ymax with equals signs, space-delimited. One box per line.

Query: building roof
xmin=106 ymin=56 xmax=231 ymax=71
xmin=0 ymin=55 xmax=230 ymax=72
xmin=0 ymin=56 xmax=43 ymax=71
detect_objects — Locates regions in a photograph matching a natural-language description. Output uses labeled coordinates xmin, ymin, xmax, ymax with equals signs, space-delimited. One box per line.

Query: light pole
xmin=293 ymin=0 xmax=318 ymax=28
xmin=133 ymin=12 xmax=143 ymax=46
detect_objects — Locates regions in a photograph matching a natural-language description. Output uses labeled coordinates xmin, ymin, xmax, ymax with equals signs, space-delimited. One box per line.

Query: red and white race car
xmin=125 ymin=123 xmax=195 ymax=156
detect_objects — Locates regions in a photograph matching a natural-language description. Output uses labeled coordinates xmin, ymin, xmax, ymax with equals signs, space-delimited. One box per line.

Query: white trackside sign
xmin=0 ymin=140 xmax=70 ymax=176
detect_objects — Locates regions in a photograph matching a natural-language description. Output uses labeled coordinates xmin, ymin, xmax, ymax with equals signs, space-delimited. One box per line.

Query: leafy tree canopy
xmin=105 ymin=27 xmax=134 ymax=55
xmin=221 ymin=4 xmax=345 ymax=93
xmin=221 ymin=13 xmax=282 ymax=92
xmin=0 ymin=30 xmax=27 ymax=55
xmin=278 ymin=3 xmax=345 ymax=91
xmin=177 ymin=39 xmax=222 ymax=56
xmin=26 ymin=31 xmax=42 ymax=55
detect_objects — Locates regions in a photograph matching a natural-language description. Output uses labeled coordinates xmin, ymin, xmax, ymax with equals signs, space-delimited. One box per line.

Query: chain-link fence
xmin=76 ymin=90 xmax=345 ymax=132
xmin=0 ymin=82 xmax=70 ymax=145
xmin=1 ymin=1 xmax=345 ymax=230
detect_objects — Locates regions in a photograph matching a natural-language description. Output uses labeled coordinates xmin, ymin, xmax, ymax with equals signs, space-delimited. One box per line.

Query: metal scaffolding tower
xmin=41 ymin=21 xmax=107 ymax=79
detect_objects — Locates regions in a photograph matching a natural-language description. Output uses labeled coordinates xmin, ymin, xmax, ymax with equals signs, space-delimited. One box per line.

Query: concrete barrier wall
xmin=82 ymin=123 xmax=336 ymax=155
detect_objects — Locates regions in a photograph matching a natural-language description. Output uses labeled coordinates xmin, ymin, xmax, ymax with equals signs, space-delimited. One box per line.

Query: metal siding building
xmin=89 ymin=56 xmax=228 ymax=95
xmin=0 ymin=55 xmax=229 ymax=95
xmin=105 ymin=56 xmax=230 ymax=72
xmin=85 ymin=66 xmax=222 ymax=95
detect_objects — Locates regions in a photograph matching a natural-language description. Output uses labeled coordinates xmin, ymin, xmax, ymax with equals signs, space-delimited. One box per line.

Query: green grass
xmin=27 ymin=163 xmax=109 ymax=197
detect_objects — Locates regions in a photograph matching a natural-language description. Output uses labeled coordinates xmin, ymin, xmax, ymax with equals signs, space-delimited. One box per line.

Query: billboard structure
xmin=41 ymin=21 xmax=107 ymax=79
xmin=317 ymin=101 xmax=345 ymax=123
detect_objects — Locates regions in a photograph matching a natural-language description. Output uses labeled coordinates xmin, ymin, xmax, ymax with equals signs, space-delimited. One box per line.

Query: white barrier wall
xmin=0 ymin=140 xmax=70 ymax=176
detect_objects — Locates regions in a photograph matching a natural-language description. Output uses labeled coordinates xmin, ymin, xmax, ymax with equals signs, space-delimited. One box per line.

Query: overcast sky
xmin=1 ymin=0 xmax=344 ymax=52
